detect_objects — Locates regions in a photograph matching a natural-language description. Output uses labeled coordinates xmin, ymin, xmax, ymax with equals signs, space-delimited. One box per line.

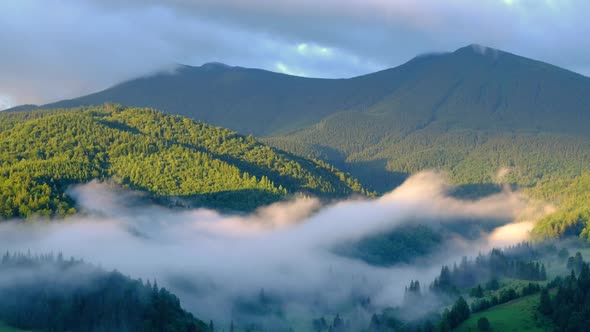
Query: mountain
xmin=10 ymin=62 xmax=393 ymax=136
xmin=0 ymin=105 xmax=366 ymax=218
xmin=4 ymin=104 xmax=39 ymax=112
xmin=264 ymin=45 xmax=590 ymax=240
xmin=12 ymin=44 xmax=590 ymax=138
xmin=7 ymin=44 xmax=590 ymax=239
xmin=266 ymin=44 xmax=590 ymax=178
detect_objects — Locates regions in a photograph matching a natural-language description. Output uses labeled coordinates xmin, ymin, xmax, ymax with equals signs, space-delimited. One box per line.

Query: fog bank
xmin=0 ymin=171 xmax=551 ymax=325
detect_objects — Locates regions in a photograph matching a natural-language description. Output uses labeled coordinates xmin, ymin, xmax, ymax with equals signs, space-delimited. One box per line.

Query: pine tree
xmin=540 ymin=264 xmax=547 ymax=280
xmin=470 ymin=284 xmax=484 ymax=298
xmin=539 ymin=288 xmax=552 ymax=315
xmin=451 ymin=296 xmax=470 ymax=326
xmin=477 ymin=317 xmax=490 ymax=332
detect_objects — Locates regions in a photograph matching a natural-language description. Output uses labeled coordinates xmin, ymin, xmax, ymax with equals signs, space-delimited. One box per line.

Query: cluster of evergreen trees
xmin=366 ymin=310 xmax=437 ymax=332
xmin=469 ymin=282 xmax=541 ymax=313
xmin=315 ymin=247 xmax=583 ymax=332
xmin=0 ymin=105 xmax=367 ymax=218
xmin=437 ymin=297 xmax=470 ymax=331
xmin=430 ymin=247 xmax=547 ymax=294
xmin=538 ymin=255 xmax=590 ymax=331
xmin=362 ymin=244 xmax=555 ymax=332
xmin=0 ymin=251 xmax=209 ymax=332
xmin=365 ymin=295 xmax=471 ymax=332
xmin=404 ymin=280 xmax=422 ymax=305
xmin=566 ymin=251 xmax=585 ymax=273
xmin=311 ymin=314 xmax=351 ymax=332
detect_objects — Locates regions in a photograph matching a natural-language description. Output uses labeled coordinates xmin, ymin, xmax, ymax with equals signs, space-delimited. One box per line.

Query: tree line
xmin=538 ymin=253 xmax=590 ymax=331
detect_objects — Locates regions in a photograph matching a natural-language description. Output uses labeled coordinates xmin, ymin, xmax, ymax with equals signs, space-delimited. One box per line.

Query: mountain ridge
xmin=5 ymin=44 xmax=590 ymax=239
xmin=0 ymin=105 xmax=367 ymax=218
xmin=8 ymin=43 xmax=589 ymax=137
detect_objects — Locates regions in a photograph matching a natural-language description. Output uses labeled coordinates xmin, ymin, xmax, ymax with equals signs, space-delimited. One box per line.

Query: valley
xmin=2 ymin=5 xmax=590 ymax=328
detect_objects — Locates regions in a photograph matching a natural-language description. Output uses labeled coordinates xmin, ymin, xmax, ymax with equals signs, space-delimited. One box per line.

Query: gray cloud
xmin=1 ymin=0 xmax=589 ymax=109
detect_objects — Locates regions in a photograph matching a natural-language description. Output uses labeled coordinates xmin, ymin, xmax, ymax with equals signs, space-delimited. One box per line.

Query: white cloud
xmin=0 ymin=172 xmax=551 ymax=324
xmin=275 ymin=62 xmax=305 ymax=76
xmin=296 ymin=43 xmax=333 ymax=57
xmin=0 ymin=95 xmax=14 ymax=111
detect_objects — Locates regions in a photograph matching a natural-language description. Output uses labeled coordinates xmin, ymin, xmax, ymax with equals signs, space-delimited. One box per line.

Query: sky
xmin=1 ymin=0 xmax=589 ymax=109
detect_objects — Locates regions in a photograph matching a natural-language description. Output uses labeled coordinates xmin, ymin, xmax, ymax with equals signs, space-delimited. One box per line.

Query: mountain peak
xmin=200 ymin=62 xmax=232 ymax=70
xmin=454 ymin=43 xmax=503 ymax=57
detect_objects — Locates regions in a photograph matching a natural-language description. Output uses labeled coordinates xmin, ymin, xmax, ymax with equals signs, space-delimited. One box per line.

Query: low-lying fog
xmin=0 ymin=171 xmax=552 ymax=326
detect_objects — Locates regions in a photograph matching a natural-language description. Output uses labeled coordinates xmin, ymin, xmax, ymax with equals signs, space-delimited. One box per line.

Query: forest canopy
xmin=0 ymin=104 xmax=367 ymax=218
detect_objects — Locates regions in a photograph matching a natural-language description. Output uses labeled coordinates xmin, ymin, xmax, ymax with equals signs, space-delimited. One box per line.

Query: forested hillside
xmin=0 ymin=251 xmax=210 ymax=332
xmin=0 ymin=105 xmax=366 ymax=218
xmin=14 ymin=44 xmax=590 ymax=140
xmin=265 ymin=47 xmax=590 ymax=240
xmin=269 ymin=128 xmax=590 ymax=240
xmin=8 ymin=44 xmax=590 ymax=239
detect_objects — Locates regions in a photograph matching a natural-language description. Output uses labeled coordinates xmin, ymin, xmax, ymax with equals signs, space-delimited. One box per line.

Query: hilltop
xmin=0 ymin=105 xmax=366 ymax=218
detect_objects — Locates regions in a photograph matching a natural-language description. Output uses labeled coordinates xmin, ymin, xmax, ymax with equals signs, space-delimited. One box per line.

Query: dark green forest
xmin=0 ymin=105 xmax=366 ymax=218
xmin=429 ymin=246 xmax=547 ymax=295
xmin=337 ymin=224 xmax=444 ymax=266
xmin=268 ymin=118 xmax=590 ymax=242
xmin=0 ymin=251 xmax=209 ymax=332
xmin=539 ymin=259 xmax=590 ymax=331
xmin=355 ymin=243 xmax=560 ymax=332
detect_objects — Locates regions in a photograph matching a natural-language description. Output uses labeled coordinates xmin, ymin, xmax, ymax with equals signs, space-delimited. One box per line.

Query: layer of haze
xmin=0 ymin=171 xmax=550 ymax=324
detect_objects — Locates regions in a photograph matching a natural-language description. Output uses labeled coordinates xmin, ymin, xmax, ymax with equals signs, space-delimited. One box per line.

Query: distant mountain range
xmin=7 ymin=44 xmax=590 ymax=239
xmin=10 ymin=44 xmax=590 ymax=137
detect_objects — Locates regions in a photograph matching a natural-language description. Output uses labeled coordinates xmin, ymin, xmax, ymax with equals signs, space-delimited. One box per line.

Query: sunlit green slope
xmin=0 ymin=105 xmax=366 ymax=218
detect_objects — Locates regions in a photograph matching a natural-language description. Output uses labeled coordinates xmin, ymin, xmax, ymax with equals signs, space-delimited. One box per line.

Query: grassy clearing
xmin=0 ymin=323 xmax=29 ymax=332
xmin=455 ymin=294 xmax=552 ymax=332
